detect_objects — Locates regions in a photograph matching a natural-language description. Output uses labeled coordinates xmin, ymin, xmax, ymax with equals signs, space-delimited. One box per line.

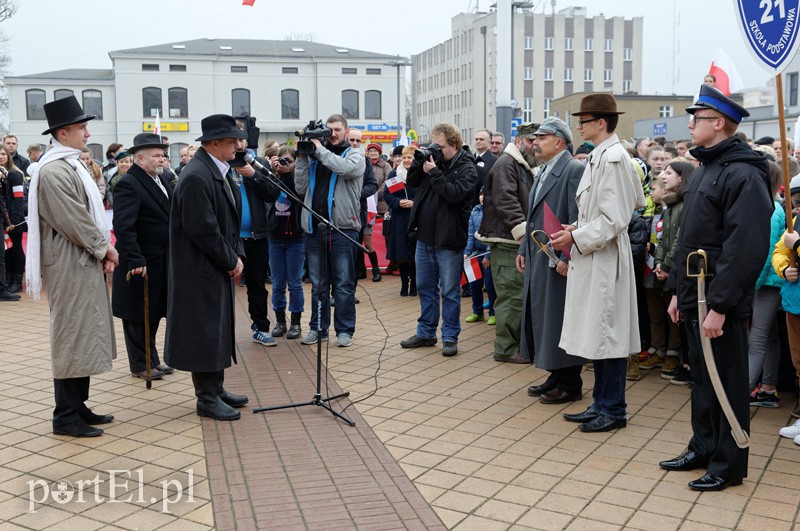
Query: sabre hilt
xmin=531 ymin=230 xmax=560 ymax=267
xmin=686 ymin=249 xmax=712 ymax=279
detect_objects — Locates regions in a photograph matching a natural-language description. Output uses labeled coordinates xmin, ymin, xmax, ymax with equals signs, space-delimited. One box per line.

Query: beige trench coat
xmin=37 ymin=159 xmax=116 ymax=378
xmin=559 ymin=134 xmax=645 ymax=360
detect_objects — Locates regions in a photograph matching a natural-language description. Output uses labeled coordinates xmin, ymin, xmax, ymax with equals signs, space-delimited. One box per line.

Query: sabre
xmin=126 ymin=271 xmax=152 ymax=389
xmin=531 ymin=230 xmax=561 ymax=267
xmin=686 ymin=250 xmax=749 ymax=449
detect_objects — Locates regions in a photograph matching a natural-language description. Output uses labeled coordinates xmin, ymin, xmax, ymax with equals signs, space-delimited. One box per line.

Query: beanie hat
xmin=391 ymin=145 xmax=404 ymax=157
xmin=790 ymin=174 xmax=800 ymax=193
xmin=366 ymin=143 xmax=382 ymax=154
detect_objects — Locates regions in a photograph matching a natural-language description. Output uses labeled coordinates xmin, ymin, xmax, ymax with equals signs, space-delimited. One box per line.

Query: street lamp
xmin=385 ymin=55 xmax=410 ymax=145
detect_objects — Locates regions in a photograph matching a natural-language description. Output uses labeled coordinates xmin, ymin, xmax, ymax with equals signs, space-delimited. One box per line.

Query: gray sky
xmin=1 ymin=0 xmax=771 ymax=96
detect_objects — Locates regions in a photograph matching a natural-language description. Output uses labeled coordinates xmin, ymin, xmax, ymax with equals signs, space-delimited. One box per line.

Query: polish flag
xmin=708 ymin=48 xmax=744 ymax=96
xmin=3 ymin=234 xmax=11 ymax=251
xmin=463 ymin=256 xmax=482 ymax=283
xmin=242 ymin=0 xmax=255 ymax=5
xmin=153 ymin=109 xmax=162 ymax=140
xmin=11 ymin=184 xmax=23 ymax=198
xmin=367 ymin=194 xmax=377 ymax=225
xmin=644 ymin=253 xmax=655 ymax=278
xmin=385 ymin=175 xmax=406 ymax=193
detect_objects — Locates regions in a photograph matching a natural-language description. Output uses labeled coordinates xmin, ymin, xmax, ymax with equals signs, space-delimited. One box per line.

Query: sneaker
xmin=253 ymin=329 xmax=278 ymax=347
xmin=670 ymin=366 xmax=691 ymax=385
xmin=661 ymin=367 xmax=679 ymax=380
xmin=795 ymin=433 xmax=800 ymax=446
xmin=626 ymin=354 xmax=641 ymax=381
xmin=336 ymin=333 xmax=352 ymax=347
xmin=301 ymin=330 xmax=327 ymax=345
xmin=639 ymin=353 xmax=664 ymax=370
xmin=750 ymin=388 xmax=780 ymax=408
xmin=779 ymin=419 xmax=800 ymax=438
xmin=638 ymin=350 xmax=649 ymax=362
xmin=661 ymin=356 xmax=680 ymax=374
xmin=466 ymin=313 xmax=483 ymax=323
xmin=442 ymin=341 xmax=458 ymax=357
xmin=487 ymin=316 xmax=496 ymax=326
xmin=400 ymin=335 xmax=437 ymax=348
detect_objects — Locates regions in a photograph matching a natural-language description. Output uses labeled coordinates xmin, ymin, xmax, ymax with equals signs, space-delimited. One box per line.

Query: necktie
xmin=534 ymin=166 xmax=549 ymax=202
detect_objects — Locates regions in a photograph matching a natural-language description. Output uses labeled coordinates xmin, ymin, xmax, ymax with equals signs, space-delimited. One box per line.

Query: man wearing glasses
xmin=348 ymin=129 xmax=363 ymax=150
xmin=549 ymin=94 xmax=645 ymax=433
xmin=490 ymin=133 xmax=506 ymax=157
xmin=660 ymin=84 xmax=771 ymax=492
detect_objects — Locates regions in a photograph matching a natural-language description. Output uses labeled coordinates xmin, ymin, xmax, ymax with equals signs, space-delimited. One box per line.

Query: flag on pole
xmin=153 ymin=109 xmax=162 ymax=141
xmin=644 ymin=253 xmax=655 ymax=278
xmin=463 ymin=256 xmax=483 ymax=283
xmin=366 ymin=194 xmax=378 ymax=225
xmin=3 ymin=234 xmax=12 ymax=251
xmin=708 ymin=48 xmax=744 ymax=96
xmin=242 ymin=0 xmax=255 ymax=5
xmin=385 ymin=175 xmax=406 ymax=194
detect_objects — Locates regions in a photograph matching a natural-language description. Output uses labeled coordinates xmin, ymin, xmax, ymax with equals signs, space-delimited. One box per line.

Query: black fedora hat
xmin=195 ymin=114 xmax=247 ymax=142
xmin=41 ymin=95 xmax=96 ymax=135
xmin=128 ymin=133 xmax=169 ymax=154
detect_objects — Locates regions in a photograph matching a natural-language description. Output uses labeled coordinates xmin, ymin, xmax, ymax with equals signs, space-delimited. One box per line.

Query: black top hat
xmin=686 ymin=84 xmax=749 ymax=125
xmin=41 ymin=95 xmax=95 ymax=135
xmin=195 ymin=114 xmax=247 ymax=142
xmin=128 ymin=133 xmax=169 ymax=154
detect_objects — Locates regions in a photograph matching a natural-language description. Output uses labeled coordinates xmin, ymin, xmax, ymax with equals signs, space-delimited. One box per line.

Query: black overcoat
xmin=165 ymin=148 xmax=245 ymax=372
xmin=111 ymin=164 xmax=173 ymax=321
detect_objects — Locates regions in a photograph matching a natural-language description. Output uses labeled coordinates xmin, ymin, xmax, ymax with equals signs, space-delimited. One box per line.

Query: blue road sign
xmin=511 ymin=118 xmax=522 ymax=137
xmin=653 ymin=123 xmax=667 ymax=136
xmin=734 ymin=0 xmax=800 ymax=75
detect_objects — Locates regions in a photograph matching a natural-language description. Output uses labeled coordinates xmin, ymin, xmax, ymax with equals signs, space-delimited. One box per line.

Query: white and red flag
xmin=11 ymin=184 xmax=23 ymax=199
xmin=708 ymin=48 xmax=744 ymax=96
xmin=3 ymin=234 xmax=11 ymax=251
xmin=385 ymin=175 xmax=406 ymax=194
xmin=153 ymin=109 xmax=162 ymax=140
xmin=366 ymin=194 xmax=378 ymax=225
xmin=463 ymin=256 xmax=482 ymax=283
xmin=242 ymin=0 xmax=255 ymax=5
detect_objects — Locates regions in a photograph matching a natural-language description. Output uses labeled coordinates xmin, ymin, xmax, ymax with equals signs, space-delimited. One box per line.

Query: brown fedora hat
xmin=572 ymin=93 xmax=625 ymax=116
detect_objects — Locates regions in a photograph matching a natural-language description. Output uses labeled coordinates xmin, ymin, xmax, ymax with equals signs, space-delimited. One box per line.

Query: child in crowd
xmin=464 ymin=191 xmax=496 ymax=325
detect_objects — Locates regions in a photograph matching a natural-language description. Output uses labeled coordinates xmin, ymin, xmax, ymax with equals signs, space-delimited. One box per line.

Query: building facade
xmin=6 ymin=39 xmax=407 ymax=163
xmin=412 ymin=7 xmax=643 ymax=143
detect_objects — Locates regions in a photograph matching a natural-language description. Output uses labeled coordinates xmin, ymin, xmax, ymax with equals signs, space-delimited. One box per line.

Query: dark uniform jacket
xmin=240 ymin=155 xmax=274 ymax=240
xmin=668 ymin=136 xmax=772 ymax=320
xmin=111 ymin=164 xmax=173 ymax=322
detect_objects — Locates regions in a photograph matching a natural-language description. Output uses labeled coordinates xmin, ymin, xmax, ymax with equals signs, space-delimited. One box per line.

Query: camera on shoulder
xmin=294 ymin=120 xmax=332 ymax=156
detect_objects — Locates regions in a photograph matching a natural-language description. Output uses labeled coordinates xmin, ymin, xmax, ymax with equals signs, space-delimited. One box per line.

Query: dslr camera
xmin=413 ymin=143 xmax=443 ymax=164
xmin=295 ymin=120 xmax=332 ymax=155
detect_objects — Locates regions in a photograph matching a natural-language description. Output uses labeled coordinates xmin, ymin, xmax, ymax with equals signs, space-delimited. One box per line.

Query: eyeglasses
xmin=490 ymin=141 xmax=504 ymax=145
xmin=349 ymin=139 xmax=361 ymax=144
xmin=689 ymin=115 xmax=720 ymax=125
xmin=577 ymin=117 xmax=600 ymax=126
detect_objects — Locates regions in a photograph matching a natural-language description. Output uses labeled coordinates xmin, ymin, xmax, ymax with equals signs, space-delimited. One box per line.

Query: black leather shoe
xmin=563 ymin=407 xmax=599 ymax=423
xmin=197 ymin=397 xmax=241 ymax=420
xmin=79 ymin=410 xmax=114 ymax=425
xmin=579 ymin=414 xmax=626 ymax=432
xmin=659 ymin=449 xmax=709 ymax=471
xmin=688 ymin=473 xmax=742 ymax=492
xmin=53 ymin=420 xmax=103 ymax=437
xmin=494 ymin=352 xmax=529 ymax=364
xmin=156 ymin=364 xmax=174 ymax=374
xmin=400 ymin=335 xmax=437 ymax=348
xmin=528 ymin=383 xmax=556 ymax=397
xmin=539 ymin=388 xmax=582 ymax=404
xmin=220 ymin=389 xmax=249 ymax=408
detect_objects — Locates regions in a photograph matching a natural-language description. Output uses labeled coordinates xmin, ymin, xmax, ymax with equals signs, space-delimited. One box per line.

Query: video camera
xmin=294 ymin=120 xmax=332 ymax=155
xmin=413 ymin=143 xmax=443 ymax=164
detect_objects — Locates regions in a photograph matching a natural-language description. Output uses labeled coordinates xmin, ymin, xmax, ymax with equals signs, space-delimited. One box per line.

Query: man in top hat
xmin=550 ymin=93 xmax=645 ymax=432
xmin=660 ymin=84 xmax=772 ymax=491
xmin=25 ymin=95 xmax=118 ymax=437
xmin=112 ymin=133 xmax=175 ymax=381
xmin=517 ymin=117 xmax=586 ymax=402
xmin=165 ymin=114 xmax=250 ymax=421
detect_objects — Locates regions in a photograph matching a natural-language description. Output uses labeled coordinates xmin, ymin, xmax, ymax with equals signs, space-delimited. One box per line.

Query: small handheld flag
xmin=386 ymin=175 xmax=406 ymax=194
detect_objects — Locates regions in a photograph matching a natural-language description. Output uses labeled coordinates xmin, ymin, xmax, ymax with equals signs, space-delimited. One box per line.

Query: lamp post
xmin=385 ymin=55 xmax=410 ymax=145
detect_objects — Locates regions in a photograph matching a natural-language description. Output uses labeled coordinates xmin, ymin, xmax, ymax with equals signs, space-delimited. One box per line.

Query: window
xmin=170 ymin=143 xmax=187 ymax=167
xmin=281 ymin=89 xmax=299 ymax=119
xmin=82 ymin=89 xmax=103 ymax=119
xmin=232 ymin=88 xmax=250 ymax=116
xmin=584 ymin=69 xmax=593 ymax=82
xmin=142 ymin=87 xmax=162 ymax=118
xmin=524 ymin=36 xmax=533 ymax=50
xmin=564 ymin=68 xmax=573 ymax=81
xmin=366 ymin=68 xmax=381 ymax=75
xmin=342 ymin=67 xmax=357 ymax=75
xmin=790 ymin=73 xmax=799 ymax=106
xmin=523 ymin=98 xmax=532 ymax=122
xmin=659 ymin=105 xmax=674 ymax=118
xmin=624 ymin=48 xmax=632 ymax=61
xmin=168 ymin=87 xmax=188 ymax=118
xmin=142 ymin=64 xmax=159 ymax=72
xmin=365 ymin=90 xmax=381 ymax=119
xmin=565 ymin=37 xmax=573 ymax=51
xmin=342 ymin=89 xmax=359 ymax=119
xmin=605 ymin=38 xmax=613 ymax=52
xmin=54 ymin=89 xmax=73 ymax=100
xmin=523 ymin=67 xmax=533 ymax=80
xmin=544 ymin=98 xmax=551 ymax=119
xmin=604 ymin=69 xmax=613 ymax=82
xmin=87 ymin=143 xmax=103 ymax=162
xmin=231 ymin=65 xmax=248 ymax=73
xmin=170 ymin=64 xmax=187 ymax=72
xmin=25 ymin=89 xmax=46 ymax=120
xmin=623 ymin=79 xmax=632 ymax=92
xmin=545 ymin=37 xmax=554 ymax=50
xmin=544 ymin=68 xmax=553 ymax=81
xmin=585 ymin=38 xmax=593 ymax=51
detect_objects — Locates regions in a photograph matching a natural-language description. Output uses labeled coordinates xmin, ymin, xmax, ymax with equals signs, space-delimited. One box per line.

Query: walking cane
xmin=686 ymin=250 xmax=749 ymax=449
xmin=127 ymin=271 xmax=152 ymax=389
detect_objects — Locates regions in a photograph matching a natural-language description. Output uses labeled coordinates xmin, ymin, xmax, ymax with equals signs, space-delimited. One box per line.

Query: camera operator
xmin=295 ymin=114 xmax=365 ymax=348
xmin=400 ymin=122 xmax=479 ymax=357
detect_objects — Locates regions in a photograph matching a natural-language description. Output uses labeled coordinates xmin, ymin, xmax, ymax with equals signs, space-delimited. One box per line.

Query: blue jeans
xmin=415 ymin=241 xmax=462 ymax=342
xmin=269 ymin=239 xmax=305 ymax=314
xmin=305 ymin=229 xmax=357 ymax=336
xmin=591 ymin=358 xmax=627 ymax=419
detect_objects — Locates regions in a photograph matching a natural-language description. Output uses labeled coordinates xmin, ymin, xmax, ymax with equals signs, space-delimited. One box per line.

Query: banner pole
xmin=776 ymin=73 xmax=796 ymax=266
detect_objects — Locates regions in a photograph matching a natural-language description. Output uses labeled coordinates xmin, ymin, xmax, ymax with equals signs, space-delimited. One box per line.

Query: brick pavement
xmin=1 ymin=274 xmax=800 ymax=530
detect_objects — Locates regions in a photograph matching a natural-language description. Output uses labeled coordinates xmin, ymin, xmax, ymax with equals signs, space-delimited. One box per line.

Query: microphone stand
xmin=248 ymin=155 xmax=364 ymax=426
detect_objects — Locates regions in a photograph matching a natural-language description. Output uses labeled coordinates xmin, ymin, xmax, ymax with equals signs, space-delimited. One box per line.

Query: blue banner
xmin=735 ymin=0 xmax=800 ymax=74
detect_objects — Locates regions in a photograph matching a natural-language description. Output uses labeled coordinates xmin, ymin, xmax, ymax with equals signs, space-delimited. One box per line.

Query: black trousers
xmin=53 ymin=377 xmax=90 ymax=426
xmin=122 ymin=319 xmax=162 ymax=373
xmin=543 ymin=365 xmax=584 ymax=396
xmin=242 ymin=238 xmax=270 ymax=332
xmin=5 ymin=231 xmax=24 ymax=275
xmin=684 ymin=309 xmax=749 ymax=479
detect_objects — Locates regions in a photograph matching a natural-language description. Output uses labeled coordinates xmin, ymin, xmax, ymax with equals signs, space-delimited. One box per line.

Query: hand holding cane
xmin=126 ymin=270 xmax=152 ymax=389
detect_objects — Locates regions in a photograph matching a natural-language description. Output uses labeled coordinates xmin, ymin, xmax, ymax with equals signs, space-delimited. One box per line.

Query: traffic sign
xmin=734 ymin=0 xmax=800 ymax=75
xmin=653 ymin=123 xmax=667 ymax=136
xmin=511 ymin=118 xmax=522 ymax=137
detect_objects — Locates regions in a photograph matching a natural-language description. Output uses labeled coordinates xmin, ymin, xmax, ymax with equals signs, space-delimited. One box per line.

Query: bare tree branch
xmin=0 ymin=0 xmax=17 ymax=24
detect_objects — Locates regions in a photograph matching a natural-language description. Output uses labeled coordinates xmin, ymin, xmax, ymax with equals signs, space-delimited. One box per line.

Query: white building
xmin=412 ymin=6 xmax=643 ymax=143
xmin=6 ymin=39 xmax=408 ymax=163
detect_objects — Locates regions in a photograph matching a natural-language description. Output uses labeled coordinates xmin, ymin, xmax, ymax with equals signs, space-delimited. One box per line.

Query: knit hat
xmin=790 ymin=174 xmax=800 ymax=193
xmin=391 ymin=145 xmax=404 ymax=157
xmin=366 ymin=143 xmax=382 ymax=154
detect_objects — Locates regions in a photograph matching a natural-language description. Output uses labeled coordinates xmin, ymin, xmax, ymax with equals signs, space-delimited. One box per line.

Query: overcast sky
xmin=1 ymin=0 xmax=772 ymax=96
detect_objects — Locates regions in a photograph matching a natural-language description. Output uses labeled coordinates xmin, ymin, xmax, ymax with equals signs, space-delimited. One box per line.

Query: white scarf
xmin=25 ymin=139 xmax=109 ymax=300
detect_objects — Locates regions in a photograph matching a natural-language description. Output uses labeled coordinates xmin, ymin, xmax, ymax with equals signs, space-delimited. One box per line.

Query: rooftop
xmin=5 ymin=68 xmax=114 ymax=81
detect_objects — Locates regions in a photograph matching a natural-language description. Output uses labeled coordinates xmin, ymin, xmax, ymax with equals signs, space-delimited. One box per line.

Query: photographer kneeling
xmin=295 ymin=114 xmax=365 ymax=347
xmin=400 ymin=123 xmax=479 ymax=357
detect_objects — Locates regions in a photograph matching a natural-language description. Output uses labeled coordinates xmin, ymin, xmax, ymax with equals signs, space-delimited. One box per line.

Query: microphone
xmin=244 ymin=154 xmax=274 ymax=176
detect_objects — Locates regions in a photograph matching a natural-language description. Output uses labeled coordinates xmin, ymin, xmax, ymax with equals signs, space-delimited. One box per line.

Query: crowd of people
xmin=6 ymin=83 xmax=800 ymax=494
